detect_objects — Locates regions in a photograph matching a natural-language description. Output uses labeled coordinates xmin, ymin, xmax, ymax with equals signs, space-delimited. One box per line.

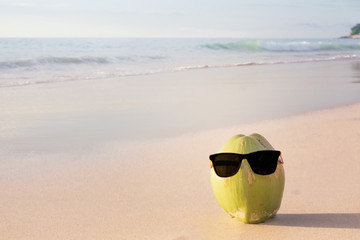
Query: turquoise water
xmin=1 ymin=38 xmax=360 ymax=87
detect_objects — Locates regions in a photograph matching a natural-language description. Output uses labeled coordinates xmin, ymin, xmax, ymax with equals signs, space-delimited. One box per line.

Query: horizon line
xmin=0 ymin=36 xmax=345 ymax=39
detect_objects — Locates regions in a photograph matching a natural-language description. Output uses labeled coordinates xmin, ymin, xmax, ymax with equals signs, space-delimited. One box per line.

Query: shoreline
xmin=1 ymin=60 xmax=360 ymax=156
xmin=2 ymin=57 xmax=360 ymax=89
xmin=1 ymin=56 xmax=360 ymax=89
xmin=1 ymin=101 xmax=360 ymax=239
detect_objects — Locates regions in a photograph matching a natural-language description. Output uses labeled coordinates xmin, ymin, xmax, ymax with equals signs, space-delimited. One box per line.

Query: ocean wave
xmin=203 ymin=39 xmax=360 ymax=52
xmin=0 ymin=55 xmax=167 ymax=69
xmin=0 ymin=57 xmax=105 ymax=69
xmin=169 ymin=54 xmax=359 ymax=71
xmin=2 ymin=54 xmax=358 ymax=89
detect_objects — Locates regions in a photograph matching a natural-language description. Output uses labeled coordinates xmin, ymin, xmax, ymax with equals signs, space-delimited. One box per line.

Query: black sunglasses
xmin=209 ymin=150 xmax=281 ymax=177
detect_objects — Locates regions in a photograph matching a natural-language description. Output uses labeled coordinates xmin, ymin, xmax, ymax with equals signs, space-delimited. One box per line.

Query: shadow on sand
xmin=265 ymin=213 xmax=360 ymax=229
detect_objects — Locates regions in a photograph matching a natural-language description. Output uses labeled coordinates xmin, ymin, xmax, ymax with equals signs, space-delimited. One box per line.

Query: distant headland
xmin=340 ymin=23 xmax=360 ymax=39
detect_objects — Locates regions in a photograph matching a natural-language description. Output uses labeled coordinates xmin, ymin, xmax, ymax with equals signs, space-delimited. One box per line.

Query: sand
xmin=1 ymin=60 xmax=360 ymax=239
xmin=1 ymin=101 xmax=360 ymax=239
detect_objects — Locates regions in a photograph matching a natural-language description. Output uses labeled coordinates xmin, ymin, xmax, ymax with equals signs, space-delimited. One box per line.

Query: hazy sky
xmin=0 ymin=0 xmax=359 ymax=38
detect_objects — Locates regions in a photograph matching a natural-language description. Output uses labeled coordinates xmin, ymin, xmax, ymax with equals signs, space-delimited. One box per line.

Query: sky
xmin=0 ymin=0 xmax=359 ymax=38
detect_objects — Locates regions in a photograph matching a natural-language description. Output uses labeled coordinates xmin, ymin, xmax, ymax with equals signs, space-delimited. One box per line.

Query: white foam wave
xmin=260 ymin=41 xmax=320 ymax=51
xmin=3 ymin=54 xmax=358 ymax=89
xmin=204 ymin=39 xmax=360 ymax=52
xmin=0 ymin=55 xmax=167 ymax=70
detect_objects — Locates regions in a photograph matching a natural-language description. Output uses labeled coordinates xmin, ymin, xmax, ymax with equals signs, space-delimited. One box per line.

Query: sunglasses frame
xmin=209 ymin=150 xmax=282 ymax=177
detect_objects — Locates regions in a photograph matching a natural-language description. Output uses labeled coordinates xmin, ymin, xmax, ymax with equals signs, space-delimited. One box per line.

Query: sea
xmin=1 ymin=38 xmax=360 ymax=88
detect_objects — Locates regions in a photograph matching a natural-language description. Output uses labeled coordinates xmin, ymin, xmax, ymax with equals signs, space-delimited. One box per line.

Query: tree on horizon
xmin=351 ymin=23 xmax=360 ymax=35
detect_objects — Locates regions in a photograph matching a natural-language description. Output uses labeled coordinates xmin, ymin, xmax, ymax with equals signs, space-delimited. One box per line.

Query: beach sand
xmin=1 ymin=102 xmax=360 ymax=239
xmin=1 ymin=60 xmax=360 ymax=239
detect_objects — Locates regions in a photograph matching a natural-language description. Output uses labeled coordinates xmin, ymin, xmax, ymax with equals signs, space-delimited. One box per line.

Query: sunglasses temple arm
xmin=279 ymin=155 xmax=284 ymax=164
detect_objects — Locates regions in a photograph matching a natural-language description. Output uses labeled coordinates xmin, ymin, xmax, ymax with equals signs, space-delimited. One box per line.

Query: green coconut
xmin=210 ymin=134 xmax=285 ymax=223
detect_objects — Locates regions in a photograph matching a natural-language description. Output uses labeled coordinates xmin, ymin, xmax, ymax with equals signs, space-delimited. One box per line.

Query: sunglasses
xmin=209 ymin=150 xmax=281 ymax=177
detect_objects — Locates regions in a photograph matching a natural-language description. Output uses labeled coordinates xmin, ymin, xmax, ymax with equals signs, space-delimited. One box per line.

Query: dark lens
xmin=246 ymin=151 xmax=280 ymax=175
xmin=211 ymin=154 xmax=241 ymax=177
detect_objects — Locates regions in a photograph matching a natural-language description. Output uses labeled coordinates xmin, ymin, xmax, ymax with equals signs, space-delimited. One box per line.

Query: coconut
xmin=210 ymin=134 xmax=285 ymax=223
